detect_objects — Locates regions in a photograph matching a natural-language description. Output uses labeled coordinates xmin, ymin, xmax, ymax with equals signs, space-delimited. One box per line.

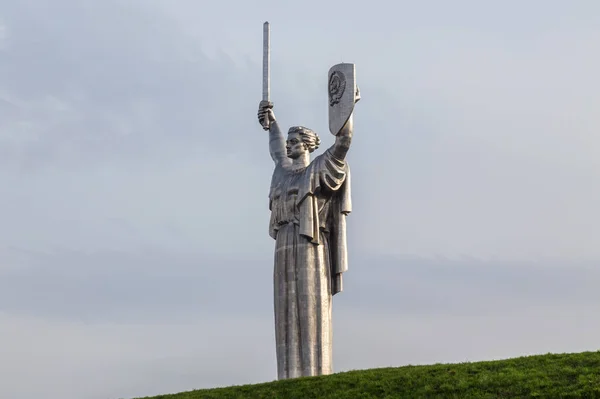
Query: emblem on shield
xmin=328 ymin=63 xmax=358 ymax=136
xmin=329 ymin=71 xmax=346 ymax=106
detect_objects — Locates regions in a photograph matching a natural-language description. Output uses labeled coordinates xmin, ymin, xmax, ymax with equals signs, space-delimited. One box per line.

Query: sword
xmin=262 ymin=21 xmax=271 ymax=130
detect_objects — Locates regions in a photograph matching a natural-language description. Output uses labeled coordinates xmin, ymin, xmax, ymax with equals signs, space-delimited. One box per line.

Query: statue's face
xmin=286 ymin=132 xmax=306 ymax=159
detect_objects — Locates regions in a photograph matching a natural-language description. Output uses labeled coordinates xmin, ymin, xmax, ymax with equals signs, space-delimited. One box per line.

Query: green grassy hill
xmin=135 ymin=351 xmax=600 ymax=399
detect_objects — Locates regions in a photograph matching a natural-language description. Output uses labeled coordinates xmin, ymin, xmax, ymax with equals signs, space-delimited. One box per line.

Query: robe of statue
xmin=267 ymin=122 xmax=351 ymax=380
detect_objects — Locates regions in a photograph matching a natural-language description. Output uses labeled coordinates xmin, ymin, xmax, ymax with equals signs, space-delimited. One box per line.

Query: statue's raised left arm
xmin=329 ymin=118 xmax=353 ymax=161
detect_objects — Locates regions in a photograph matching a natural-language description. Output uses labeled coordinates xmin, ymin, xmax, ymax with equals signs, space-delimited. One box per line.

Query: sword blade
xmin=262 ymin=21 xmax=270 ymax=102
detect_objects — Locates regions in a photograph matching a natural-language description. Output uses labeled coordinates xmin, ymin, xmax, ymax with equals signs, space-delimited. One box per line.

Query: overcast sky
xmin=1 ymin=1 xmax=599 ymax=398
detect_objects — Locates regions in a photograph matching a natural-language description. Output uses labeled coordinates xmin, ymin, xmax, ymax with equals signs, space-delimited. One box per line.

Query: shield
xmin=328 ymin=63 xmax=359 ymax=136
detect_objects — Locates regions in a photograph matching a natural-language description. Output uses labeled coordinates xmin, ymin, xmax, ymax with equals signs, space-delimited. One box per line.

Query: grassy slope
xmin=136 ymin=351 xmax=600 ymax=399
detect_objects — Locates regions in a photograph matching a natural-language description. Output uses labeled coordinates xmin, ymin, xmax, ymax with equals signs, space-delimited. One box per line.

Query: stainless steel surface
xmin=261 ymin=22 xmax=271 ymax=130
xmin=256 ymin=59 xmax=359 ymax=380
xmin=328 ymin=63 xmax=359 ymax=136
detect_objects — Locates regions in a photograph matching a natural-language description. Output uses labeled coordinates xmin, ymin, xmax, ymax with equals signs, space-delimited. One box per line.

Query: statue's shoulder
xmin=311 ymin=150 xmax=329 ymax=164
xmin=309 ymin=149 xmax=337 ymax=169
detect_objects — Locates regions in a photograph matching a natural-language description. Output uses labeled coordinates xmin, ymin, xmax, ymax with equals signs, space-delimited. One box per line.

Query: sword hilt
xmin=260 ymin=100 xmax=273 ymax=131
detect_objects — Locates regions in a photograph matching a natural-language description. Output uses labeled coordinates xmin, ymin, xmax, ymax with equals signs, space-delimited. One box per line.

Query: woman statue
xmin=257 ymin=98 xmax=353 ymax=380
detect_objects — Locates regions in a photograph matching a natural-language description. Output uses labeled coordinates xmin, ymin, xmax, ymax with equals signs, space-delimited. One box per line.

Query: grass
xmin=134 ymin=351 xmax=600 ymax=399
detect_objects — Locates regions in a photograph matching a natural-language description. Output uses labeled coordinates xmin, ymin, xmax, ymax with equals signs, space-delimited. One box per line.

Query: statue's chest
xmin=272 ymin=168 xmax=304 ymax=199
xmin=272 ymin=172 xmax=301 ymax=205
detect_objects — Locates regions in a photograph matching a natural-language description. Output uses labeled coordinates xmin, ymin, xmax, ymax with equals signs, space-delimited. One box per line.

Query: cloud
xmin=2 ymin=0 xmax=598 ymax=260
xmin=1 ymin=247 xmax=599 ymax=398
xmin=0 ymin=311 xmax=274 ymax=399
xmin=0 ymin=0 xmax=269 ymax=171
xmin=1 ymin=1 xmax=600 ymax=398
xmin=0 ymin=247 xmax=274 ymax=322
xmin=3 ymin=247 xmax=599 ymax=323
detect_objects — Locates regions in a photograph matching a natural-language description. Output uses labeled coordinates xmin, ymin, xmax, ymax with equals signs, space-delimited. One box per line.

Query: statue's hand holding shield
xmin=328 ymin=63 xmax=360 ymax=136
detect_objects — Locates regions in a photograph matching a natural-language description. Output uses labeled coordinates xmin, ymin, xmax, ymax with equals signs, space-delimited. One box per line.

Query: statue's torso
xmin=270 ymin=167 xmax=304 ymax=227
xmin=269 ymin=159 xmax=335 ymax=239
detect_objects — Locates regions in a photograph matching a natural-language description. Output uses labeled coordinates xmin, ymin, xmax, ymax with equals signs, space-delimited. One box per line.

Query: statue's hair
xmin=288 ymin=126 xmax=321 ymax=153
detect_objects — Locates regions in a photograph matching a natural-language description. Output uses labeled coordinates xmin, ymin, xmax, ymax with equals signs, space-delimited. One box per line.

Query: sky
xmin=0 ymin=0 xmax=599 ymax=398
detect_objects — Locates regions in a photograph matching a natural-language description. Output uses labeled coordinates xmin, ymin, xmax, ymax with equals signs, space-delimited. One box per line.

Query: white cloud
xmin=0 ymin=312 xmax=275 ymax=399
xmin=1 ymin=1 xmax=600 ymax=398
xmin=2 ymin=298 xmax=599 ymax=399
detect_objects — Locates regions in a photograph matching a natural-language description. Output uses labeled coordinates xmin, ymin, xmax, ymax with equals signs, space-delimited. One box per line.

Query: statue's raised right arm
xmin=258 ymin=100 xmax=290 ymax=167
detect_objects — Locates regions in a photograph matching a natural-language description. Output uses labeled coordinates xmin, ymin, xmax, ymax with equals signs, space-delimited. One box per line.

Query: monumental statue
xmin=256 ymin=22 xmax=360 ymax=380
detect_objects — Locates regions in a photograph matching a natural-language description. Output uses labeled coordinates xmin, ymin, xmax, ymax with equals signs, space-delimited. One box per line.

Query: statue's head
xmin=286 ymin=126 xmax=321 ymax=159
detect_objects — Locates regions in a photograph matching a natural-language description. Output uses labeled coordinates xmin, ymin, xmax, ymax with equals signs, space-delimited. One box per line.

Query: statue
xmin=257 ymin=22 xmax=360 ymax=380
